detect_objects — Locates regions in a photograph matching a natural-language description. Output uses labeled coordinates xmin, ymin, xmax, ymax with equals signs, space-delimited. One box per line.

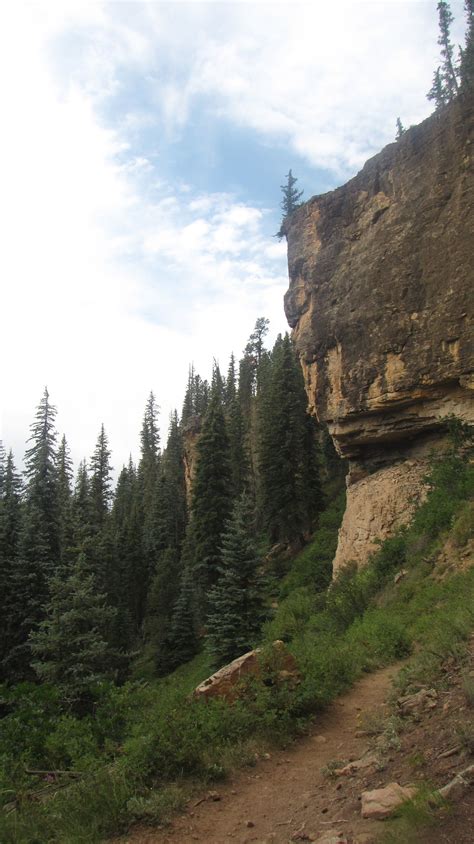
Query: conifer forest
xmin=0 ymin=320 xmax=333 ymax=704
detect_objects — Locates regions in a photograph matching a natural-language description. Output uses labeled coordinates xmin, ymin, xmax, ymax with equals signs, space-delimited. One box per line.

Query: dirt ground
xmin=114 ymin=649 xmax=474 ymax=844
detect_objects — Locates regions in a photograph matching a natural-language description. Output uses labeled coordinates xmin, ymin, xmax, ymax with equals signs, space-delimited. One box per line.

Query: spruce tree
xmin=206 ymin=494 xmax=266 ymax=667
xmin=72 ymin=460 xmax=91 ymax=550
xmin=460 ymin=0 xmax=474 ymax=89
xmin=396 ymin=118 xmax=405 ymax=139
xmin=428 ymin=67 xmax=448 ymax=107
xmin=57 ymin=434 xmax=74 ymax=569
xmin=11 ymin=389 xmax=61 ymax=678
xmin=146 ymin=546 xmax=182 ymax=668
xmin=110 ymin=463 xmax=140 ymax=646
xmin=191 ymin=392 xmax=232 ymax=614
xmin=0 ymin=450 xmax=23 ymax=680
xmin=29 ymin=553 xmax=119 ymax=710
xmin=158 ymin=528 xmax=198 ymax=674
xmin=277 ymin=170 xmax=304 ymax=237
xmin=21 ymin=387 xmax=60 ymax=574
xmin=258 ymin=334 xmax=322 ymax=543
xmin=437 ymin=0 xmax=459 ymax=98
xmin=88 ymin=425 xmax=114 ymax=595
xmin=428 ymin=1 xmax=460 ymax=105
xmin=224 ymin=353 xmax=237 ymax=410
xmin=89 ymin=424 xmax=113 ymax=532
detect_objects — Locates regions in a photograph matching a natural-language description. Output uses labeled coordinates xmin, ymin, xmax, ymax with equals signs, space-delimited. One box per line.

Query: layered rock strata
xmin=284 ymin=97 xmax=474 ymax=573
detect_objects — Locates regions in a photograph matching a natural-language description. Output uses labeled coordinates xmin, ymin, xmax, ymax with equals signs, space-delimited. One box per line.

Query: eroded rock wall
xmin=284 ymin=97 xmax=474 ymax=573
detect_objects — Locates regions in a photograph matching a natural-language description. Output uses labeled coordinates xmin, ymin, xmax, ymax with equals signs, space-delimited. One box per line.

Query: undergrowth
xmin=0 ymin=429 xmax=472 ymax=842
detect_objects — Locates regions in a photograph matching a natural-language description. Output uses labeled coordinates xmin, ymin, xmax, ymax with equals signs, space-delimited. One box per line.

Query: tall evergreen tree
xmin=57 ymin=434 xmax=74 ymax=569
xmin=396 ymin=117 xmax=405 ymax=139
xmin=428 ymin=1 xmax=460 ymax=105
xmin=206 ymin=494 xmax=266 ymax=667
xmin=191 ymin=392 xmax=232 ymax=613
xmin=0 ymin=451 xmax=23 ymax=680
xmin=428 ymin=67 xmax=448 ymax=107
xmin=21 ymin=387 xmax=60 ymax=571
xmin=460 ymin=0 xmax=474 ymax=89
xmin=29 ymin=553 xmax=119 ymax=711
xmin=89 ymin=424 xmax=113 ymax=532
xmin=139 ymin=392 xmax=160 ymax=505
xmin=0 ymin=440 xmax=5 ymax=499
xmin=164 ymin=560 xmax=198 ymax=671
xmin=110 ymin=463 xmax=140 ymax=646
xmin=87 ymin=425 xmax=114 ymax=596
xmin=258 ymin=334 xmax=322 ymax=543
xmin=224 ymin=353 xmax=237 ymax=409
xmin=437 ymin=0 xmax=459 ymax=98
xmin=9 ymin=389 xmax=61 ymax=678
xmin=276 ymin=170 xmax=304 ymax=237
xmin=72 ymin=460 xmax=91 ymax=550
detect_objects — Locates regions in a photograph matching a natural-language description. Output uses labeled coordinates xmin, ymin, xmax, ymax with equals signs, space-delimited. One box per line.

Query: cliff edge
xmin=284 ymin=96 xmax=474 ymax=573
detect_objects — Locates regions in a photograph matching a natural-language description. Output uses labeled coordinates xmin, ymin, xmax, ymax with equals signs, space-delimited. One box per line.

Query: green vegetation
xmin=276 ymin=169 xmax=304 ymax=238
xmin=428 ymin=0 xmax=473 ymax=107
xmin=0 ymin=428 xmax=472 ymax=842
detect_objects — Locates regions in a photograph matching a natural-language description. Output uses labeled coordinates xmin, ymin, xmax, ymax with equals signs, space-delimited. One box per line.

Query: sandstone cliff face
xmin=182 ymin=416 xmax=202 ymax=505
xmin=284 ymin=97 xmax=474 ymax=573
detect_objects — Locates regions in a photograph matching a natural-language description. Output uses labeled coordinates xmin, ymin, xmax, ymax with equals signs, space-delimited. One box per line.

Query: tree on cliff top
xmin=428 ymin=0 xmax=462 ymax=107
xmin=276 ymin=170 xmax=304 ymax=239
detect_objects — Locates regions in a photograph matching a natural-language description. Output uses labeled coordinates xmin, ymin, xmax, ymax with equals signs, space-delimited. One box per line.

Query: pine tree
xmin=146 ymin=546 xmax=182 ymax=667
xmin=138 ymin=393 xmax=161 ymax=611
xmin=191 ymin=393 xmax=232 ymax=614
xmin=428 ymin=1 xmax=460 ymax=105
xmin=88 ymin=425 xmax=114 ymax=596
xmin=57 ymin=434 xmax=74 ymax=569
xmin=206 ymin=494 xmax=266 ymax=667
xmin=10 ymin=389 xmax=61 ymax=678
xmin=460 ymin=0 xmax=474 ymax=89
xmin=437 ymin=0 xmax=459 ymax=98
xmin=258 ymin=334 xmax=322 ymax=543
xmin=21 ymin=387 xmax=60 ymax=573
xmin=110 ymin=463 xmax=140 ymax=646
xmin=89 ymin=424 xmax=113 ymax=532
xmin=428 ymin=67 xmax=448 ymax=107
xmin=396 ymin=118 xmax=405 ymax=139
xmin=160 ymin=411 xmax=187 ymax=551
xmin=276 ymin=170 xmax=304 ymax=237
xmin=224 ymin=353 xmax=237 ymax=410
xmin=0 ymin=450 xmax=23 ymax=680
xmin=158 ymin=527 xmax=198 ymax=673
xmin=72 ymin=460 xmax=91 ymax=550
xmin=0 ymin=441 xmax=5 ymax=499
xmin=139 ymin=392 xmax=160 ymax=508
xmin=29 ymin=553 xmax=119 ymax=710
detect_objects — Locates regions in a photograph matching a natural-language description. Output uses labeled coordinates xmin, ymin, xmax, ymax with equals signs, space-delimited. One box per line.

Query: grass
xmin=0 ymin=438 xmax=472 ymax=842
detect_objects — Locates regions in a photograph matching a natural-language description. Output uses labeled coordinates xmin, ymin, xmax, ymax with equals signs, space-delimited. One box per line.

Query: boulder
xmin=193 ymin=640 xmax=299 ymax=703
xmin=361 ymin=782 xmax=417 ymax=819
xmin=438 ymin=764 xmax=474 ymax=802
xmin=314 ymin=832 xmax=349 ymax=844
xmin=397 ymin=688 xmax=437 ymax=716
xmin=334 ymin=754 xmax=379 ymax=777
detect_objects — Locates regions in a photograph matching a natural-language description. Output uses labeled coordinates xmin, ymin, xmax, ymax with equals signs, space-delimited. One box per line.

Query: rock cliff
xmin=284 ymin=96 xmax=474 ymax=573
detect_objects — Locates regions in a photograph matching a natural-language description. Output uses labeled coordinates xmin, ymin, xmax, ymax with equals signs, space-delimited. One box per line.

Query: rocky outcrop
xmin=284 ymin=96 xmax=474 ymax=573
xmin=182 ymin=415 xmax=201 ymax=504
xmin=360 ymin=782 xmax=417 ymax=819
xmin=193 ymin=640 xmax=299 ymax=703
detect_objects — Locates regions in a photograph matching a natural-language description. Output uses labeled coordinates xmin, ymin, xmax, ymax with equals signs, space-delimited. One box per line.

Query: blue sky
xmin=1 ymin=0 xmax=467 ymax=473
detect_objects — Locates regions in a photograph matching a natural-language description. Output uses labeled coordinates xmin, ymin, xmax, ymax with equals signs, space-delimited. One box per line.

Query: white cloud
xmin=1 ymin=0 xmax=467 ymax=474
xmin=0 ymin=4 xmax=288 ymax=473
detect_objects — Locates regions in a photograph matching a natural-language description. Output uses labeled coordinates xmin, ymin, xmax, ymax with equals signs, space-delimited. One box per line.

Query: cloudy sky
xmin=1 ymin=0 xmax=467 ymax=474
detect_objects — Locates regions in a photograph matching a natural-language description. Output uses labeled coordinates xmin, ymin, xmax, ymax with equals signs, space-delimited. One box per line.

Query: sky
xmin=0 ymin=0 xmax=467 ymax=475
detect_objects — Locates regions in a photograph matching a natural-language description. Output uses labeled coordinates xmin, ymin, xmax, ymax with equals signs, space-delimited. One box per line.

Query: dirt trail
xmin=121 ymin=664 xmax=402 ymax=844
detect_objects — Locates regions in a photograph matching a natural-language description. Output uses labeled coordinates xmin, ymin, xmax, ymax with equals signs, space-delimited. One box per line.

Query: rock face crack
xmin=284 ymin=96 xmax=474 ymax=573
